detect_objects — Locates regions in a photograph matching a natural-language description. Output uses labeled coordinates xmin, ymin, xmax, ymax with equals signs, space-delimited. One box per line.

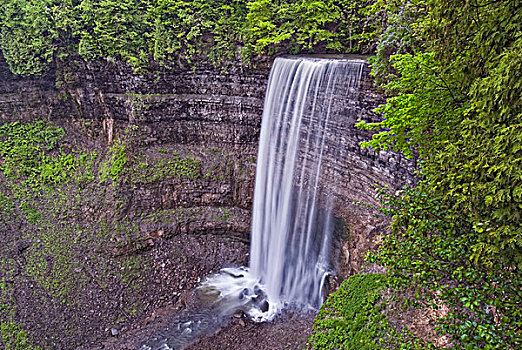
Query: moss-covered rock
xmin=0 ymin=120 xmax=251 ymax=348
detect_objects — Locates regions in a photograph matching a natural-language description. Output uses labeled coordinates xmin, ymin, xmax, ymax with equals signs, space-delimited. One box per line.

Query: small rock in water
xmin=233 ymin=311 xmax=245 ymax=318
xmin=260 ymin=300 xmax=269 ymax=313
xmin=239 ymin=288 xmax=249 ymax=300
xmin=254 ymin=285 xmax=262 ymax=295
xmin=110 ymin=328 xmax=119 ymax=336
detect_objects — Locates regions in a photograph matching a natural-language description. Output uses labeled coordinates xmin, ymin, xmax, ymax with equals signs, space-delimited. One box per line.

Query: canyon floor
xmin=97 ymin=295 xmax=315 ymax=350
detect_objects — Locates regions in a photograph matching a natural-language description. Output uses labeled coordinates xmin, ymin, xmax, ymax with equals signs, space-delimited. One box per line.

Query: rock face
xmin=0 ymin=55 xmax=413 ymax=348
xmin=0 ymin=56 xmax=412 ymax=200
xmin=0 ymin=55 xmax=415 ymax=273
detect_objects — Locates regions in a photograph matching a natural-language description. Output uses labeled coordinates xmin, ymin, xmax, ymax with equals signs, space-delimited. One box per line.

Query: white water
xmin=200 ymin=57 xmax=365 ymax=322
xmin=142 ymin=56 xmax=364 ymax=349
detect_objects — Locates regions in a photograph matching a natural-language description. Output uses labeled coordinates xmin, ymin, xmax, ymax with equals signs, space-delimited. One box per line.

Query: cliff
xmin=0 ymin=56 xmax=413 ymax=348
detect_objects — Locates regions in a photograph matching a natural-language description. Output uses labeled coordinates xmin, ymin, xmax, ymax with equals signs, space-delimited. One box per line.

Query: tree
xmin=0 ymin=0 xmax=61 ymax=75
xmin=359 ymin=0 xmax=522 ymax=347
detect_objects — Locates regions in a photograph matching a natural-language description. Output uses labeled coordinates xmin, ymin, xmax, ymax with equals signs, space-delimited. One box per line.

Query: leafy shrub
xmin=309 ymin=274 xmax=394 ymax=350
xmin=358 ymin=0 xmax=522 ymax=348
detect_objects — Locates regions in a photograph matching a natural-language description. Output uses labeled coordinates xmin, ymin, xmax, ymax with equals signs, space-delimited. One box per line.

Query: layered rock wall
xmin=0 ymin=56 xmax=413 ymax=271
xmin=0 ymin=55 xmax=416 ymax=348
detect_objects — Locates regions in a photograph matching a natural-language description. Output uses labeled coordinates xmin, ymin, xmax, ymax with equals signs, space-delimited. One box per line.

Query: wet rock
xmin=238 ymin=288 xmax=249 ymax=300
xmin=260 ymin=300 xmax=269 ymax=313
xmin=233 ymin=311 xmax=246 ymax=318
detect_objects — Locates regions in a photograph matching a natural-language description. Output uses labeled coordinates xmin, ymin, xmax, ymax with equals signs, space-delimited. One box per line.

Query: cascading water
xmin=141 ymin=57 xmax=364 ymax=349
xmin=200 ymin=57 xmax=364 ymax=320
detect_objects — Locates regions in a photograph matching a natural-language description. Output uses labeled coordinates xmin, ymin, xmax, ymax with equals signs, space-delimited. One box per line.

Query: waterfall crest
xmin=200 ymin=57 xmax=364 ymax=321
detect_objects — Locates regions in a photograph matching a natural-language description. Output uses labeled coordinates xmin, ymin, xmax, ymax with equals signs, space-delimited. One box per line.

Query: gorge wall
xmin=0 ymin=55 xmax=413 ymax=216
xmin=0 ymin=55 xmax=413 ymax=348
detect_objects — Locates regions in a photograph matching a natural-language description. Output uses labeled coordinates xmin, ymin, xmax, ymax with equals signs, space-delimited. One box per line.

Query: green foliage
xmin=365 ymin=0 xmax=429 ymax=86
xmin=331 ymin=0 xmax=386 ymax=53
xmin=309 ymin=274 xmax=394 ymax=349
xmin=360 ymin=0 xmax=522 ymax=268
xmin=245 ymin=0 xmax=340 ymax=54
xmin=19 ymin=201 xmax=41 ymax=224
xmin=0 ymin=121 xmax=64 ymax=178
xmin=75 ymin=0 xmax=152 ymax=65
xmin=0 ymin=0 xmax=383 ymax=73
xmin=38 ymin=150 xmax=96 ymax=186
xmin=99 ymin=138 xmax=128 ymax=184
xmin=244 ymin=0 xmax=380 ymax=56
xmin=128 ymin=151 xmax=201 ymax=184
xmin=149 ymin=0 xmax=248 ymax=66
xmin=0 ymin=321 xmax=42 ymax=350
xmin=0 ymin=0 xmax=61 ymax=75
xmin=0 ymin=121 xmax=94 ymax=189
xmin=0 ymin=0 xmax=250 ymax=71
xmin=0 ymin=192 xmax=15 ymax=216
xmin=358 ymin=0 xmax=522 ymax=348
xmin=24 ymin=218 xmax=77 ymax=299
xmin=358 ymin=52 xmax=464 ymax=159
xmin=369 ymin=186 xmax=522 ymax=349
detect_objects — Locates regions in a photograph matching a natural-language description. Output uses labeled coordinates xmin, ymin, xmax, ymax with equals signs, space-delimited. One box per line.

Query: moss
xmin=309 ymin=273 xmax=395 ymax=350
xmin=0 ymin=192 xmax=14 ymax=216
xmin=0 ymin=321 xmax=42 ymax=350
xmin=24 ymin=221 xmax=79 ymax=300
xmin=127 ymin=150 xmax=201 ymax=184
xmin=99 ymin=138 xmax=128 ymax=184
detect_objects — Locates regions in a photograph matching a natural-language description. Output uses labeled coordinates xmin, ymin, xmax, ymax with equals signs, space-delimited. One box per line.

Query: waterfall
xmin=200 ymin=57 xmax=364 ymax=321
xmin=141 ymin=56 xmax=365 ymax=349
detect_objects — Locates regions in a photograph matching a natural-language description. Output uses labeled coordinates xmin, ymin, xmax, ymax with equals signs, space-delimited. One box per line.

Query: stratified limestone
xmin=0 ymin=55 xmax=413 ymax=348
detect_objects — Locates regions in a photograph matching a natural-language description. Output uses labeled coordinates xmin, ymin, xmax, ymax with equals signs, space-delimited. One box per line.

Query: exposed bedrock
xmin=0 ymin=56 xmax=414 ymax=273
xmin=0 ymin=56 xmax=413 ymax=347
